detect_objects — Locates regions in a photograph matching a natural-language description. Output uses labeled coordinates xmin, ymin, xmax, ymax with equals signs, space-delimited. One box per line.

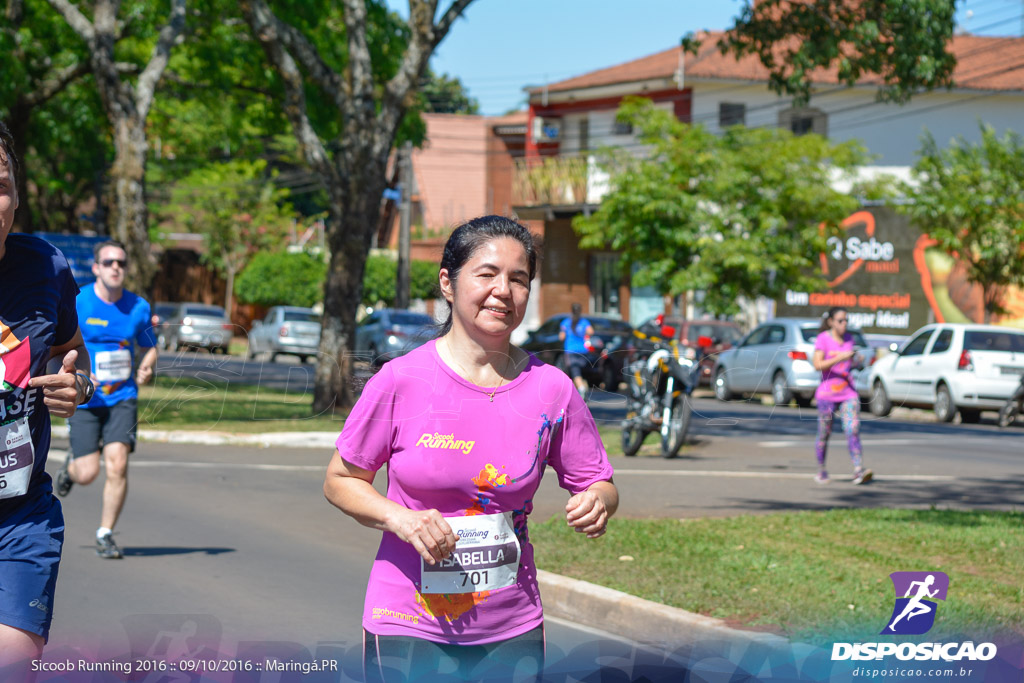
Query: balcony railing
xmin=512 ymin=156 xmax=589 ymax=206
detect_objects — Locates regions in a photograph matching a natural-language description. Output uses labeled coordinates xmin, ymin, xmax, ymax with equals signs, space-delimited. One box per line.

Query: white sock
xmin=97 ymin=527 xmax=113 ymax=539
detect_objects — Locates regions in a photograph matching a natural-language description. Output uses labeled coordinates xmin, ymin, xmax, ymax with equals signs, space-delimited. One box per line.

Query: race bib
xmin=421 ymin=512 xmax=521 ymax=594
xmin=94 ymin=349 xmax=132 ymax=383
xmin=0 ymin=417 xmax=35 ymax=499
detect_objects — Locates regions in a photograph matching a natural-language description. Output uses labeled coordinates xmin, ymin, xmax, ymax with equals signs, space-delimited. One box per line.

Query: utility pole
xmin=396 ymin=141 xmax=413 ymax=310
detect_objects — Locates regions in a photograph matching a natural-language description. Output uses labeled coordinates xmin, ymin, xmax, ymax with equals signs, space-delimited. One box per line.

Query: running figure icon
xmin=887 ymin=574 xmax=939 ymax=632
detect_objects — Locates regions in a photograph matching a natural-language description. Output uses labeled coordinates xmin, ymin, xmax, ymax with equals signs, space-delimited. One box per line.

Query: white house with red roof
xmin=513 ymin=33 xmax=1024 ymax=325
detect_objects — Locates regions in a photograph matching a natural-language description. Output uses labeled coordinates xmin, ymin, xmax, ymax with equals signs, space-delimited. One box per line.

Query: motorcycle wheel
xmin=661 ymin=395 xmax=692 ymax=459
xmin=621 ymin=423 xmax=645 ymax=456
xmin=998 ymin=402 xmax=1018 ymax=428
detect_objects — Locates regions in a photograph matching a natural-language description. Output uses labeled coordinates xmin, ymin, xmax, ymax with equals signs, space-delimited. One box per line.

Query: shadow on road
xmin=690 ymin=474 xmax=1024 ymax=515
xmin=112 ymin=546 xmax=236 ymax=557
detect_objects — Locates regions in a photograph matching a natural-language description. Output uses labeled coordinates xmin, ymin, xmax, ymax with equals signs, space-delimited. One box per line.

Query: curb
xmin=51 ymin=426 xmax=339 ymax=449
xmin=537 ymin=569 xmax=789 ymax=650
xmin=137 ymin=429 xmax=339 ymax=449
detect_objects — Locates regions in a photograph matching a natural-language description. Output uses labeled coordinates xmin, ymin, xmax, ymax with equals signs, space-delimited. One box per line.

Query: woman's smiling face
xmin=441 ymin=236 xmax=532 ymax=341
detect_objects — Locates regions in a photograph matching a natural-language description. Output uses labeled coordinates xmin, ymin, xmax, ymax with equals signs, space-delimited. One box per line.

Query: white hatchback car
xmin=865 ymin=323 xmax=1024 ymax=422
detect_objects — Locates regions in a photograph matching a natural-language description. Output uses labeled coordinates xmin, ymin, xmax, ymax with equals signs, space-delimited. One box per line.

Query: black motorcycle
xmin=621 ymin=320 xmax=705 ymax=459
xmin=998 ymin=375 xmax=1024 ymax=428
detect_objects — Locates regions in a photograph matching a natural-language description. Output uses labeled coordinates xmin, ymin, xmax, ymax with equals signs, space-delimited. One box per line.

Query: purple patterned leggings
xmin=815 ymin=398 xmax=863 ymax=471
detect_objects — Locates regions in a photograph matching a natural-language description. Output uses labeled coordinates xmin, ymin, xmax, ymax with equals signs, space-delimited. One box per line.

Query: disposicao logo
xmin=883 ymin=571 xmax=948 ymax=635
xmin=832 ymin=570 xmax=998 ymax=663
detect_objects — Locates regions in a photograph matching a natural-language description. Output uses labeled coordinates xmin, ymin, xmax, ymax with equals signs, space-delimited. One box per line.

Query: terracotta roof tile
xmin=532 ymin=32 xmax=1024 ymax=95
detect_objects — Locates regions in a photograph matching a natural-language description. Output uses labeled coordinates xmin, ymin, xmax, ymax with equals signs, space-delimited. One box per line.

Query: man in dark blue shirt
xmin=1 ymin=121 xmax=93 ymax=678
xmin=57 ymin=239 xmax=158 ymax=559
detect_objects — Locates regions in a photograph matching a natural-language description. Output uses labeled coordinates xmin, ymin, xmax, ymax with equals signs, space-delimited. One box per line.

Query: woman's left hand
xmin=565 ymin=489 xmax=609 ymax=538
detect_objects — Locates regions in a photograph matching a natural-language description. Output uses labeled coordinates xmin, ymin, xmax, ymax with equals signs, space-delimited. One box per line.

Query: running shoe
xmin=814 ymin=471 xmax=830 ymax=484
xmin=96 ymin=533 xmax=123 ymax=559
xmin=55 ymin=453 xmax=73 ymax=497
xmin=852 ymin=469 xmax=874 ymax=485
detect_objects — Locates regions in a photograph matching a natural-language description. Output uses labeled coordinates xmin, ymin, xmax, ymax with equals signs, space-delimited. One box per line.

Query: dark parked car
xmin=162 ymin=303 xmax=233 ymax=353
xmin=633 ymin=317 xmax=744 ymax=385
xmin=520 ymin=314 xmax=635 ymax=390
xmin=354 ymin=308 xmax=435 ymax=368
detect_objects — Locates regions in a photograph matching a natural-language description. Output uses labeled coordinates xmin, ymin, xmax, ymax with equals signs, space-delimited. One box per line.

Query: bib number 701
xmin=460 ymin=570 xmax=489 ymax=587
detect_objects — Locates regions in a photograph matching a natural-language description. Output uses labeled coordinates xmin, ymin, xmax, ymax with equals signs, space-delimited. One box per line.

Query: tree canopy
xmin=900 ymin=124 xmax=1024 ymax=322
xmin=574 ymin=98 xmax=868 ymax=315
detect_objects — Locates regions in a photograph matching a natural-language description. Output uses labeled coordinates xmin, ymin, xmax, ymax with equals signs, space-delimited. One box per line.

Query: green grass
xmin=109 ymin=375 xmax=348 ymax=433
xmin=530 ymin=508 xmax=1024 ymax=644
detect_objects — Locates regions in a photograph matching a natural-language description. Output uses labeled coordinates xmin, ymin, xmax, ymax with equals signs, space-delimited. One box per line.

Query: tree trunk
xmin=7 ymin=105 xmax=34 ymax=234
xmin=312 ymin=172 xmax=386 ymax=413
xmin=108 ymin=115 xmax=155 ymax=293
xmin=224 ymin=264 xmax=236 ymax=320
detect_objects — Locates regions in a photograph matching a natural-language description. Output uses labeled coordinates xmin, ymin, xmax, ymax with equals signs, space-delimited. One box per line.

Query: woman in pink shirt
xmin=812 ymin=307 xmax=872 ymax=485
xmin=325 ymin=216 xmax=618 ymax=681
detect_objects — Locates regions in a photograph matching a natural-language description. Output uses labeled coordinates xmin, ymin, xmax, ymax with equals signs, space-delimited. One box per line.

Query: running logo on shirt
xmin=415 ymin=432 xmax=475 ymax=454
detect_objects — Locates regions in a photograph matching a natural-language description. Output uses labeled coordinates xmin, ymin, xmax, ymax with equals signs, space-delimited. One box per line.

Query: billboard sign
xmin=776 ymin=207 xmax=1024 ymax=334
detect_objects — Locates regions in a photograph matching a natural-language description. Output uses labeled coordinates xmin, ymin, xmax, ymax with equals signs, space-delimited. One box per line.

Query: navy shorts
xmin=0 ymin=492 xmax=64 ymax=640
xmin=562 ymin=352 xmax=588 ymax=379
xmin=68 ymin=399 xmax=138 ymax=458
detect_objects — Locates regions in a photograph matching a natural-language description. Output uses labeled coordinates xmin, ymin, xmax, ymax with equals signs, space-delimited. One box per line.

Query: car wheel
xmin=934 ymin=384 xmax=956 ymax=422
xmin=269 ymin=351 xmax=279 ymax=363
xmin=795 ymin=395 xmax=813 ymax=408
xmin=771 ymin=371 xmax=793 ymax=406
xmin=299 ymin=355 xmax=310 ymax=364
xmin=959 ymin=409 xmax=981 ymax=424
xmin=246 ymin=341 xmax=257 ymax=360
xmin=870 ymin=380 xmax=892 ymax=417
xmin=713 ymin=368 xmax=735 ymax=401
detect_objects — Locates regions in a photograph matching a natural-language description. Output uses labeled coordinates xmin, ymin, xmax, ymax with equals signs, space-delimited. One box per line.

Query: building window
xmin=580 ymin=117 xmax=590 ymax=155
xmin=779 ymin=106 xmax=827 ymax=136
xmin=611 ymin=120 xmax=633 ymax=136
xmin=719 ymin=102 xmax=746 ymax=128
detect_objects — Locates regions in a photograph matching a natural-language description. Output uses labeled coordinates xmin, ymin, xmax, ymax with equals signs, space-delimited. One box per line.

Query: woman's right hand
xmin=386 ymin=508 xmax=460 ymax=565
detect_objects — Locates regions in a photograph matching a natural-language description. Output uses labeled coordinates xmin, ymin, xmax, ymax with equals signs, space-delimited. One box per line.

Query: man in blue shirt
xmin=1 ymin=120 xmax=93 ymax=677
xmin=57 ymin=240 xmax=158 ymax=560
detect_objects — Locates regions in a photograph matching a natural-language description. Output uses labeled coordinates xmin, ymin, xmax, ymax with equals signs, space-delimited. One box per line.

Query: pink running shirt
xmin=814 ymin=330 xmax=859 ymax=403
xmin=336 ymin=340 xmax=614 ymax=645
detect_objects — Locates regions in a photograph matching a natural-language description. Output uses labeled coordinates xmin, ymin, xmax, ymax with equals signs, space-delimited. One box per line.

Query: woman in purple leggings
xmin=811 ymin=307 xmax=873 ymax=485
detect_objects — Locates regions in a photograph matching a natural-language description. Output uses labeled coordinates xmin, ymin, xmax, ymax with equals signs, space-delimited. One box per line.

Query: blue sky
xmin=386 ymin=0 xmax=1024 ymax=116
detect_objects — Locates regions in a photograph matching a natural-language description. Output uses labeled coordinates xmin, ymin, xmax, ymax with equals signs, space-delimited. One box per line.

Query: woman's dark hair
xmin=437 ymin=215 xmax=539 ymax=336
xmin=819 ymin=306 xmax=847 ymax=334
xmin=0 ymin=120 xmax=18 ymax=182
xmin=570 ymin=302 xmax=582 ymax=325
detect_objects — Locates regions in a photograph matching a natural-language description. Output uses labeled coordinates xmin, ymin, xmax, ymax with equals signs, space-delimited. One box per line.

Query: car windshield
xmin=283 ymin=311 xmax=320 ymax=323
xmin=964 ymin=330 xmax=1024 ymax=352
xmin=153 ymin=304 xmax=176 ymax=318
xmin=800 ymin=326 xmax=868 ymax=347
xmin=184 ymin=306 xmax=226 ymax=318
xmin=390 ymin=312 xmax=433 ymax=326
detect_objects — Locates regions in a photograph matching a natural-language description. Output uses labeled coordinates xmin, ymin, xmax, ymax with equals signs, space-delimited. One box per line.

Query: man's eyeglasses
xmin=99 ymin=258 xmax=127 ymax=268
